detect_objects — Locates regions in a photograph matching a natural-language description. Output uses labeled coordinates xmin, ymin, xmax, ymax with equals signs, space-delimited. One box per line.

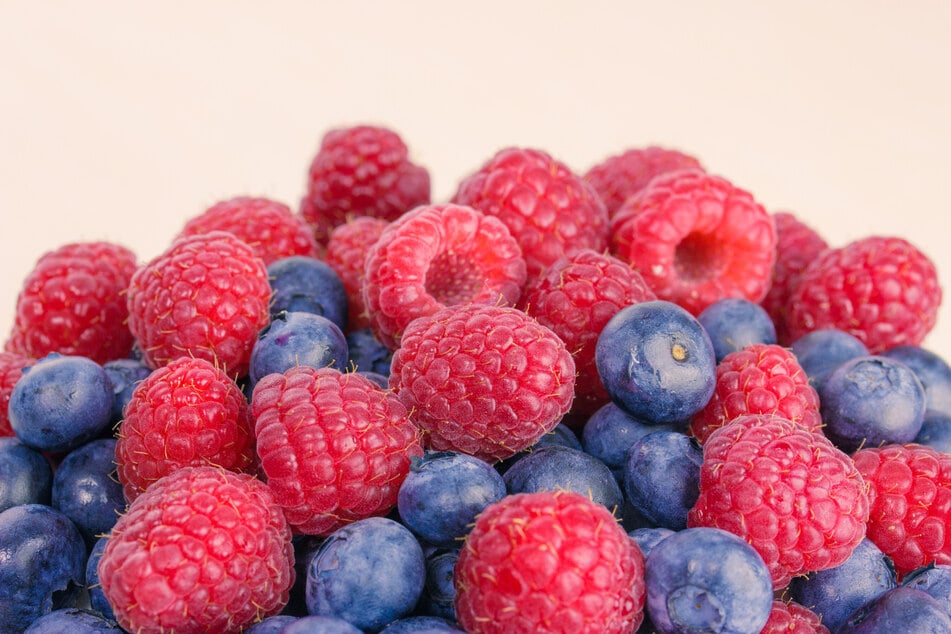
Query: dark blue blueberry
xmin=281 ymin=615 xmax=363 ymax=634
xmin=837 ymin=586 xmax=951 ymax=633
xmin=306 ymin=517 xmax=425 ymax=631
xmin=644 ymin=527 xmax=773 ymax=634
xmin=628 ymin=527 xmax=675 ymax=558
xmin=9 ymin=354 xmax=115 ymax=453
xmin=618 ymin=498 xmax=656 ymax=532
xmin=346 ymin=328 xmax=393 ymax=376
xmin=0 ymin=436 xmax=53 ymax=512
xmin=379 ymin=616 xmax=465 ymax=633
xmin=417 ymin=548 xmax=458 ymax=621
xmin=819 ymin=355 xmax=926 ymax=453
xmin=494 ymin=422 xmax=582 ymax=476
xmin=243 ymin=615 xmax=301 ymax=633
xmin=881 ymin=345 xmax=951 ymax=418
xmin=582 ymin=402 xmax=676 ymax=484
xmin=285 ymin=535 xmax=325 ymax=617
xmin=903 ymin=564 xmax=951 ymax=617
xmin=697 ymin=297 xmax=777 ymax=362
xmin=101 ymin=358 xmax=151 ymax=423
xmin=52 ymin=438 xmax=125 ymax=548
xmin=22 ymin=608 xmax=122 ymax=633
xmin=0 ymin=504 xmax=87 ymax=632
xmin=596 ymin=300 xmax=716 ymax=424
xmin=397 ymin=451 xmax=506 ymax=548
xmin=85 ymin=536 xmax=115 ymax=622
xmin=249 ymin=311 xmax=349 ymax=386
xmin=623 ymin=431 xmax=702 ymax=530
xmin=268 ymin=256 xmax=349 ymax=331
xmin=915 ymin=411 xmax=951 ymax=453
xmin=791 ymin=328 xmax=869 ymax=390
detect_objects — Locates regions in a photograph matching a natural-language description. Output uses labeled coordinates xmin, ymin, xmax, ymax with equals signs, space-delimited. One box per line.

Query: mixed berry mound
xmin=610 ymin=169 xmax=776 ymax=315
xmin=688 ymin=414 xmax=870 ymax=588
xmin=6 ymin=241 xmax=137 ymax=364
xmin=454 ymin=490 xmax=646 ymax=634
xmin=324 ymin=215 xmax=389 ymax=331
xmin=97 ymin=466 xmax=295 ymax=634
xmin=299 ymin=124 xmax=430 ymax=245
xmin=0 ymin=351 xmax=31 ymax=437
xmin=363 ymin=203 xmax=526 ymax=349
xmin=389 ymin=303 xmax=576 ymax=462
xmin=126 ymin=231 xmax=271 ymax=376
xmin=787 ymin=235 xmax=942 ymax=354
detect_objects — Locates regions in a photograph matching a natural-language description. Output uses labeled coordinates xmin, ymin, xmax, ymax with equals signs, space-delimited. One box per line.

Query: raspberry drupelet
xmin=324 ymin=215 xmax=389 ymax=332
xmin=0 ymin=351 xmax=32 ymax=437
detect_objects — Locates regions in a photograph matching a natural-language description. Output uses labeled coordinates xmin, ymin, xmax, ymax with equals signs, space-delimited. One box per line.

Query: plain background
xmin=1 ymin=2 xmax=949 ymax=359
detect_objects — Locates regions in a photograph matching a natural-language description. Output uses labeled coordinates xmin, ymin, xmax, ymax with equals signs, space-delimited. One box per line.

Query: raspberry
xmin=362 ymin=204 xmax=526 ymax=349
xmin=454 ymin=490 xmax=646 ymax=634
xmin=324 ymin=215 xmax=389 ymax=332
xmin=610 ymin=169 xmax=776 ymax=315
xmin=519 ymin=249 xmax=656 ymax=418
xmin=852 ymin=443 xmax=951 ymax=578
xmin=97 ymin=466 xmax=294 ymax=633
xmin=300 ymin=125 xmax=430 ymax=244
xmin=787 ymin=236 xmax=942 ymax=354
xmin=583 ymin=145 xmax=703 ymax=218
xmin=176 ymin=196 xmax=320 ymax=265
xmin=761 ymin=600 xmax=830 ymax=634
xmin=688 ymin=414 xmax=870 ymax=588
xmin=689 ymin=343 xmax=823 ymax=444
xmin=760 ymin=212 xmax=829 ymax=345
xmin=0 ymin=351 xmax=32 ymax=437
xmin=126 ymin=231 xmax=271 ymax=376
xmin=389 ymin=303 xmax=576 ymax=462
xmin=115 ymin=356 xmax=256 ymax=502
xmin=251 ymin=367 xmax=422 ymax=536
xmin=6 ymin=241 xmax=137 ymax=364
xmin=452 ymin=147 xmax=609 ymax=277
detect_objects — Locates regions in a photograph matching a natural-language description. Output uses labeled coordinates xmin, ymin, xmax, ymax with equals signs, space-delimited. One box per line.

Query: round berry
xmin=380 ymin=616 xmax=465 ymax=633
xmin=52 ymin=438 xmax=125 ymax=547
xmin=248 ymin=311 xmax=348 ymax=386
xmin=791 ymin=328 xmax=870 ymax=389
xmin=242 ymin=615 xmax=301 ymax=633
xmin=324 ymin=215 xmax=389 ymax=331
xmin=697 ymin=297 xmax=777 ymax=362
xmin=0 ymin=436 xmax=52 ymax=512
xmin=281 ymin=616 xmax=363 ymax=633
xmin=915 ymin=411 xmax=951 ymax=453
xmin=418 ymin=548 xmax=459 ymax=621
xmin=581 ymin=402 xmax=678 ymax=483
xmin=623 ymin=430 xmax=702 ymax=530
xmin=761 ymin=600 xmax=829 ymax=634
xmin=628 ymin=527 xmax=675 ymax=558
xmin=837 ymin=586 xmax=951 ymax=632
xmin=0 ymin=350 xmax=33 ymax=437
xmin=267 ymin=255 xmax=349 ymax=331
xmin=345 ymin=328 xmax=393 ymax=376
xmin=881 ymin=345 xmax=951 ymax=418
xmin=86 ymin=536 xmax=116 ymax=622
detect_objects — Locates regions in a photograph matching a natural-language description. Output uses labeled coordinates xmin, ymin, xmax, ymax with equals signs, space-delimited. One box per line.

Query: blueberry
xmin=243 ymin=615 xmax=301 ymax=633
xmin=268 ymin=255 xmax=349 ymax=331
xmin=596 ymin=300 xmax=716 ymax=424
xmin=280 ymin=615 xmax=363 ymax=633
xmin=417 ymin=548 xmax=458 ymax=621
xmin=582 ymin=402 xmax=676 ymax=483
xmin=903 ymin=564 xmax=951 ymax=617
xmin=0 ymin=437 xmax=53 ymax=512
xmin=85 ymin=536 xmax=115 ymax=622
xmin=915 ymin=411 xmax=951 ymax=453
xmin=628 ymin=527 xmax=675 ymax=558
xmin=791 ymin=328 xmax=869 ymax=390
xmin=346 ymin=328 xmax=393 ymax=376
xmin=837 ymin=586 xmax=951 ymax=633
xmin=880 ymin=345 xmax=951 ymax=418
xmin=22 ymin=607 xmax=123 ymax=633
xmin=52 ymin=438 xmax=125 ymax=547
xmin=101 ymin=358 xmax=151 ymax=423
xmin=379 ymin=615 xmax=465 ymax=633
xmin=306 ymin=517 xmax=425 ymax=631
xmin=249 ymin=311 xmax=348 ymax=386
xmin=623 ymin=430 xmax=702 ymax=530
xmin=697 ymin=297 xmax=777 ymax=362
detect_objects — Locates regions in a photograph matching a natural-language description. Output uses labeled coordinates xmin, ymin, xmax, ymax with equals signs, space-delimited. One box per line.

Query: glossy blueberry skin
xmin=22 ymin=608 xmax=123 ymax=633
xmin=623 ymin=430 xmax=702 ymax=530
xmin=281 ymin=615 xmax=363 ymax=634
xmin=819 ymin=355 xmax=926 ymax=453
xmin=838 ymin=586 xmax=951 ymax=633
xmin=0 ymin=437 xmax=53 ymax=512
xmin=903 ymin=564 xmax=951 ymax=617
xmin=645 ymin=527 xmax=773 ymax=634
xmin=379 ymin=616 xmax=465 ymax=633
xmin=52 ymin=438 xmax=125 ymax=547
xmin=102 ymin=358 xmax=151 ymax=423
xmin=596 ymin=300 xmax=716 ymax=424
xmin=397 ymin=451 xmax=506 ymax=548
xmin=628 ymin=527 xmax=675 ymax=558
xmin=243 ymin=615 xmax=300 ymax=633
xmin=881 ymin=345 xmax=951 ymax=418
xmin=347 ymin=328 xmax=393 ymax=376
xmin=417 ymin=548 xmax=458 ymax=621
xmin=495 ymin=422 xmax=582 ymax=476
xmin=915 ymin=411 xmax=951 ymax=453
xmin=791 ymin=328 xmax=869 ymax=390
xmin=582 ymin=402 xmax=676 ymax=483
xmin=249 ymin=311 xmax=349 ymax=386
xmin=268 ymin=255 xmax=349 ymax=331
xmin=85 ymin=536 xmax=115 ymax=622
xmin=0 ymin=504 xmax=88 ymax=632
xmin=9 ymin=354 xmax=114 ymax=453
xmin=697 ymin=297 xmax=777 ymax=362
xmin=306 ymin=517 xmax=425 ymax=632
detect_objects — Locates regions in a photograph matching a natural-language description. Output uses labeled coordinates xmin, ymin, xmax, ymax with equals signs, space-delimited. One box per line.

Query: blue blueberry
xmin=249 ymin=311 xmax=349 ymax=386
xmin=85 ymin=536 xmax=116 ymax=622
xmin=306 ymin=517 xmax=425 ymax=631
xmin=280 ymin=615 xmax=363 ymax=634
xmin=915 ymin=411 xmax=951 ymax=453
xmin=581 ymin=403 xmax=676 ymax=484
xmin=102 ymin=358 xmax=151 ymax=423
xmin=52 ymin=438 xmax=125 ymax=548
xmin=596 ymin=300 xmax=716 ymax=424
xmin=791 ymin=328 xmax=869 ymax=389
xmin=0 ymin=436 xmax=53 ymax=512
xmin=881 ymin=345 xmax=951 ymax=418
xmin=903 ymin=564 xmax=951 ymax=617
xmin=837 ymin=586 xmax=951 ymax=633
xmin=628 ymin=527 xmax=675 ymax=558
xmin=22 ymin=608 xmax=123 ymax=633
xmin=243 ymin=615 xmax=301 ymax=633
xmin=417 ymin=548 xmax=458 ymax=621
xmin=346 ymin=328 xmax=393 ymax=376
xmin=268 ymin=255 xmax=349 ymax=331
xmin=379 ymin=616 xmax=465 ymax=633
xmin=623 ymin=430 xmax=702 ymax=530
xmin=495 ymin=422 xmax=582 ymax=476
xmin=697 ymin=297 xmax=777 ymax=362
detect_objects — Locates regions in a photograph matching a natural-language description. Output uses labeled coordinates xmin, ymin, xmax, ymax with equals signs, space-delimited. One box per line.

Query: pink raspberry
xmin=761 ymin=600 xmax=830 ymax=634
xmin=324 ymin=215 xmax=389 ymax=332
xmin=0 ymin=351 xmax=32 ymax=437
xmin=389 ymin=303 xmax=575 ymax=462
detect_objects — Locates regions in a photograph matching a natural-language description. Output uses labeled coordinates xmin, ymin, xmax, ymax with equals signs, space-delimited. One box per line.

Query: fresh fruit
xmin=881 ymin=344 xmax=951 ymax=418
xmin=696 ymin=297 xmax=777 ymax=362
xmin=324 ymin=215 xmax=389 ymax=331
xmin=51 ymin=437 xmax=124 ymax=547
xmin=790 ymin=328 xmax=870 ymax=389
xmin=836 ymin=586 xmax=951 ymax=632
xmin=761 ymin=600 xmax=830 ymax=634
xmin=248 ymin=311 xmax=348 ymax=386
xmin=266 ymin=255 xmax=349 ymax=331
xmin=0 ymin=437 xmax=52 ymax=512
xmin=623 ymin=430 xmax=702 ymax=530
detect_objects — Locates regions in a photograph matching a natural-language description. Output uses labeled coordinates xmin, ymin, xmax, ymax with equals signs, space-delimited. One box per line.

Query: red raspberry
xmin=115 ymin=356 xmax=256 ymax=502
xmin=389 ymin=303 xmax=575 ymax=462
xmin=251 ymin=367 xmax=422 ymax=536
xmin=610 ymin=169 xmax=776 ymax=315
xmin=787 ymin=236 xmax=942 ymax=354
xmin=519 ymin=249 xmax=656 ymax=420
xmin=0 ymin=351 xmax=32 ymax=437
xmin=583 ymin=146 xmax=703 ymax=218
xmin=688 ymin=414 xmax=870 ymax=588
xmin=126 ymin=231 xmax=271 ymax=377
xmin=852 ymin=443 xmax=951 ymax=578
xmin=324 ymin=215 xmax=389 ymax=332
xmin=452 ymin=147 xmax=610 ymax=277
xmin=176 ymin=196 xmax=320 ymax=265
xmin=689 ymin=343 xmax=823 ymax=444
xmin=6 ymin=241 xmax=137 ymax=364
xmin=454 ymin=490 xmax=646 ymax=634
xmin=300 ymin=124 xmax=430 ymax=244
xmin=97 ymin=466 xmax=294 ymax=634
xmin=762 ymin=600 xmax=830 ymax=634
xmin=363 ymin=203 xmax=526 ymax=349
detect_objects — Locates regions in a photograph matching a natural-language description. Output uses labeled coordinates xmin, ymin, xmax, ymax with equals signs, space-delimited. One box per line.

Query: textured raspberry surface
xmin=389 ymin=303 xmax=575 ymax=462
xmin=610 ymin=169 xmax=776 ymax=315
xmin=689 ymin=343 xmax=822 ymax=444
xmin=126 ymin=231 xmax=271 ymax=377
xmin=762 ymin=600 xmax=830 ymax=634
xmin=0 ymin=351 xmax=32 ymax=437
xmin=177 ymin=196 xmax=320 ymax=265
xmin=116 ymin=356 xmax=256 ymax=502
xmin=325 ymin=215 xmax=389 ymax=331
xmin=251 ymin=366 xmax=422 ymax=535
xmin=97 ymin=466 xmax=294 ymax=634
xmin=363 ymin=203 xmax=526 ymax=349
xmin=688 ymin=414 xmax=870 ymax=588
xmin=452 ymin=147 xmax=609 ymax=277
xmin=300 ymin=124 xmax=430 ymax=244
xmin=852 ymin=443 xmax=951 ymax=578
xmin=583 ymin=145 xmax=703 ymax=218
xmin=454 ymin=490 xmax=645 ymax=634
xmin=519 ymin=249 xmax=656 ymax=418
xmin=6 ymin=241 xmax=137 ymax=364
xmin=760 ymin=212 xmax=829 ymax=346
xmin=787 ymin=236 xmax=942 ymax=354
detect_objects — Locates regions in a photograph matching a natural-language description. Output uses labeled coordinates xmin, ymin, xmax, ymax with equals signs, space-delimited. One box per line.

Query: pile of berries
xmin=2 ymin=123 xmax=951 ymax=634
